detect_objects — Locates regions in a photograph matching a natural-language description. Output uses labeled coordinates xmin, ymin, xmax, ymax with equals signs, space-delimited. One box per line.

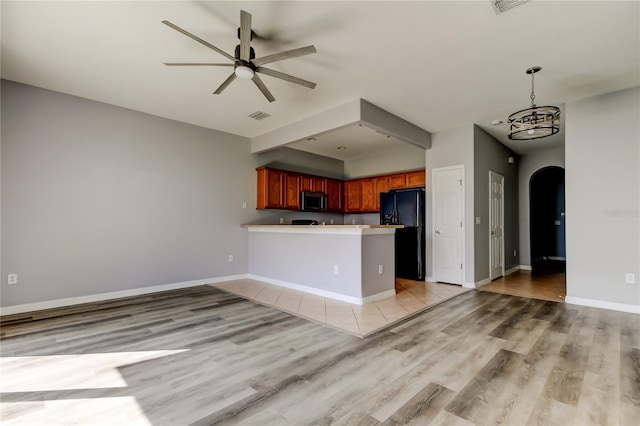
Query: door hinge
xmin=458 ymin=179 xmax=462 ymax=186
xmin=460 ymin=221 xmax=462 ymax=227
xmin=460 ymin=263 xmax=463 ymax=270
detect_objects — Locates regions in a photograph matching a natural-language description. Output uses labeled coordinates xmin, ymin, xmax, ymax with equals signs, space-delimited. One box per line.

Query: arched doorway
xmin=529 ymin=166 xmax=566 ymax=276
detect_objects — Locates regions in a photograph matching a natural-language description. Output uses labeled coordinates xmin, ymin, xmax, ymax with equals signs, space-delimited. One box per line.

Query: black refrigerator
xmin=380 ymin=188 xmax=426 ymax=280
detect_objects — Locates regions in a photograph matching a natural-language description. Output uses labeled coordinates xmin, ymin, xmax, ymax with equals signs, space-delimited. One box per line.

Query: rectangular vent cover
xmin=248 ymin=111 xmax=271 ymax=120
xmin=492 ymin=0 xmax=529 ymax=14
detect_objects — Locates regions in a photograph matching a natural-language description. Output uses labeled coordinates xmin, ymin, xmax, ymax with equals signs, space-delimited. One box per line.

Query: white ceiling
xmin=2 ymin=1 xmax=639 ymax=156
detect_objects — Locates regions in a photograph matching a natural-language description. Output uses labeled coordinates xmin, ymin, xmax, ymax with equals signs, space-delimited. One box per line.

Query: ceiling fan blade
xmin=214 ymin=73 xmax=237 ymax=94
xmin=164 ymin=63 xmax=234 ymax=67
xmin=252 ymin=74 xmax=275 ymax=102
xmin=162 ymin=20 xmax=235 ymax=62
xmin=240 ymin=10 xmax=252 ymax=62
xmin=252 ymin=45 xmax=317 ymax=66
xmin=256 ymin=67 xmax=316 ymax=89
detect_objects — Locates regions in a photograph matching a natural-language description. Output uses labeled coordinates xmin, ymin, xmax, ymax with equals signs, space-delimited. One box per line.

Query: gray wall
xmin=473 ymin=125 xmax=520 ymax=281
xmin=248 ymin=230 xmax=395 ymax=299
xmin=256 ymin=146 xmax=344 ymax=179
xmin=518 ymin=147 xmax=565 ymax=266
xmin=565 ymin=87 xmax=640 ymax=308
xmin=1 ymin=80 xmax=259 ymax=307
xmin=343 ymin=143 xmax=426 ymax=179
xmin=424 ymin=125 xmax=475 ymax=284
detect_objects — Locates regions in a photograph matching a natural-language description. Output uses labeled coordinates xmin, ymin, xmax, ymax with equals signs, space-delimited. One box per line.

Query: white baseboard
xmin=519 ymin=265 xmax=532 ymax=271
xmin=463 ymin=281 xmax=476 ymax=289
xmin=0 ymin=275 xmax=248 ymax=316
xmin=475 ymin=278 xmax=491 ymax=287
xmin=246 ymin=274 xmax=393 ymax=305
xmin=505 ymin=266 xmax=520 ymax=276
xmin=425 ymin=276 xmax=436 ymax=283
xmin=565 ymin=296 xmax=640 ymax=314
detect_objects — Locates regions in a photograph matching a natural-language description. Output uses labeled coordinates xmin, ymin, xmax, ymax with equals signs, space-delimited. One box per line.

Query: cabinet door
xmin=301 ymin=175 xmax=314 ymax=192
xmin=406 ymin=170 xmax=426 ymax=188
xmin=284 ymin=173 xmax=301 ymax=209
xmin=257 ymin=168 xmax=284 ymax=209
xmin=374 ymin=176 xmax=389 ymax=210
xmin=314 ymin=177 xmax=327 ymax=193
xmin=388 ymin=173 xmax=407 ymax=189
xmin=343 ymin=180 xmax=362 ymax=212
xmin=326 ymin=179 xmax=342 ymax=211
xmin=361 ymin=179 xmax=376 ymax=212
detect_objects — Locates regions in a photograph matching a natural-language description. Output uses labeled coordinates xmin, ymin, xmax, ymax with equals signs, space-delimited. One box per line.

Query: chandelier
xmin=508 ymin=66 xmax=560 ymax=140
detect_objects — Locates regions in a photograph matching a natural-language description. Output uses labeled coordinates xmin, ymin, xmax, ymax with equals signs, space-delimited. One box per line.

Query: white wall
xmin=424 ymin=125 xmax=475 ymax=284
xmin=518 ymin=147 xmax=565 ymax=266
xmin=1 ymin=80 xmax=258 ymax=307
xmin=565 ymin=87 xmax=640 ymax=312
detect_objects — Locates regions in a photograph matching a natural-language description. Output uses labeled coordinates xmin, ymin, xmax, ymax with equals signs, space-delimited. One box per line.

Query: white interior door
xmin=489 ymin=171 xmax=504 ymax=280
xmin=433 ymin=166 xmax=463 ymax=285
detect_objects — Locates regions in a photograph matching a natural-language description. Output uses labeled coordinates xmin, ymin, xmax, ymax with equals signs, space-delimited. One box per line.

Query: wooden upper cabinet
xmin=313 ymin=177 xmax=327 ymax=193
xmin=284 ymin=173 xmax=301 ymax=209
xmin=325 ymin=179 xmax=342 ymax=211
xmin=361 ymin=179 xmax=376 ymax=212
xmin=257 ymin=166 xmax=424 ymax=212
xmin=374 ymin=176 xmax=389 ymax=210
xmin=388 ymin=173 xmax=407 ymax=189
xmin=300 ymin=175 xmax=314 ymax=192
xmin=406 ymin=170 xmax=426 ymax=188
xmin=257 ymin=167 xmax=284 ymax=209
xmin=343 ymin=180 xmax=362 ymax=213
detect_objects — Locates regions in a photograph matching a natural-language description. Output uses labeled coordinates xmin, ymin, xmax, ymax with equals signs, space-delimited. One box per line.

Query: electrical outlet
xmin=333 ymin=265 xmax=339 ymax=275
xmin=228 ymin=255 xmax=234 ymax=263
xmin=242 ymin=201 xmax=247 ymax=209
xmin=330 ymin=219 xmax=334 ymax=224
xmin=513 ymin=250 xmax=517 ymax=257
xmin=475 ymin=217 xmax=481 ymax=225
xmin=378 ymin=265 xmax=384 ymax=275
xmin=279 ymin=217 xmax=284 ymax=224
xmin=8 ymin=274 xmax=17 ymax=285
xmin=351 ymin=219 xmax=356 ymax=225
xmin=625 ymin=273 xmax=635 ymax=284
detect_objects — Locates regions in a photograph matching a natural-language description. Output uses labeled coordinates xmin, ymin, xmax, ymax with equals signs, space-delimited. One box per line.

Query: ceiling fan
xmin=162 ymin=10 xmax=317 ymax=103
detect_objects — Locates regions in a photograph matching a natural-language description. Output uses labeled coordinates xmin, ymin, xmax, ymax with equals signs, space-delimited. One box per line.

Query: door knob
xmin=491 ymin=231 xmax=496 ymax=235
xmin=435 ymin=230 xmax=441 ymax=234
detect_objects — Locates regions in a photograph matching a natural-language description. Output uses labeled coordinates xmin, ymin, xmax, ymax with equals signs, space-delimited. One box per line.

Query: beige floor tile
xmin=274 ymin=288 xmax=303 ymax=313
xmin=238 ymin=281 xmax=267 ymax=299
xmin=374 ymin=299 xmax=410 ymax=322
xmin=298 ymin=293 xmax=326 ymax=322
xmin=254 ymin=285 xmax=283 ymax=305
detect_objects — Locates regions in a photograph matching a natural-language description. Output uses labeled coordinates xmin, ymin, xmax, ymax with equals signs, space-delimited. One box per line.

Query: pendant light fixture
xmin=508 ymin=66 xmax=560 ymax=140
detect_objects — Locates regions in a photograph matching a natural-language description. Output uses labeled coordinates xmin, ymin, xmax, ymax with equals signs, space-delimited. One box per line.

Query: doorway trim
xmin=431 ymin=164 xmax=465 ymax=286
xmin=489 ymin=171 xmax=505 ymax=280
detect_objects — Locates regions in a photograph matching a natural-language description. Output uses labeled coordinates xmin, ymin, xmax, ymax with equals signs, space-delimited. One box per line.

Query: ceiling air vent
xmin=491 ymin=0 xmax=529 ymax=14
xmin=248 ymin=111 xmax=271 ymax=121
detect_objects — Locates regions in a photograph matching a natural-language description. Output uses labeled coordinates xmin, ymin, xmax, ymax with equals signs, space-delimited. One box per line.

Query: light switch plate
xmin=475 ymin=217 xmax=481 ymax=225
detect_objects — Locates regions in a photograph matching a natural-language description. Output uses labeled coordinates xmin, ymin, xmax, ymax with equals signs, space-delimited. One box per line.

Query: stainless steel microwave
xmin=300 ymin=191 xmax=327 ymax=212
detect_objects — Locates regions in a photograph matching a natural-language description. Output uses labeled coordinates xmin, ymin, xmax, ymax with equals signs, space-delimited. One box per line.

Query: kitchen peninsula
xmin=243 ymin=225 xmax=402 ymax=304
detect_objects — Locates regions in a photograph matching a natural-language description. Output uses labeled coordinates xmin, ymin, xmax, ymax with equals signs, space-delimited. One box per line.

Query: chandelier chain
xmin=530 ymin=72 xmax=536 ymax=107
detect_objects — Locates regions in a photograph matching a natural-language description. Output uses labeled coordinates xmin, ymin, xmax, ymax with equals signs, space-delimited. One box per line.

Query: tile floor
xmin=211 ymin=278 xmax=470 ymax=337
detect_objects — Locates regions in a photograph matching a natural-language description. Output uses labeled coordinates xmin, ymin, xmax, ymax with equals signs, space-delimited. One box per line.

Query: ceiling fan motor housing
xmin=235 ymin=45 xmax=256 ymax=61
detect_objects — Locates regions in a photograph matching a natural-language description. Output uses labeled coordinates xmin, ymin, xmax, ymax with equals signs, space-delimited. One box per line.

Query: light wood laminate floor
xmin=212 ymin=278 xmax=469 ymax=337
xmin=479 ymin=270 xmax=566 ymax=302
xmin=1 ymin=286 xmax=638 ymax=425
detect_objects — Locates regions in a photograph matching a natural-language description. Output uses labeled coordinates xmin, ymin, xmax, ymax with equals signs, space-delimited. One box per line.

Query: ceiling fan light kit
xmin=507 ymin=66 xmax=560 ymax=140
xmin=162 ymin=10 xmax=317 ymax=103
